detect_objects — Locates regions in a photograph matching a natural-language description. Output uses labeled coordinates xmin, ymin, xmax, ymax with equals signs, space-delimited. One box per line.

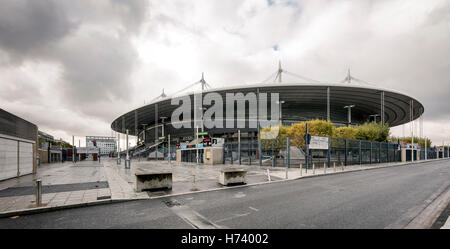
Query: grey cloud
xmin=0 ymin=0 xmax=149 ymax=125
xmin=0 ymin=0 xmax=77 ymax=62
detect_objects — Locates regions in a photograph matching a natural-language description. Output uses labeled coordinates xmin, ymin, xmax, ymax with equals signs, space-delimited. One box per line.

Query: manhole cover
xmin=164 ymin=199 xmax=181 ymax=207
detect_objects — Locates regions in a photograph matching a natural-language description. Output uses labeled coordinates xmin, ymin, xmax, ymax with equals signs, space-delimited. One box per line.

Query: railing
xmin=222 ymin=135 xmax=443 ymax=168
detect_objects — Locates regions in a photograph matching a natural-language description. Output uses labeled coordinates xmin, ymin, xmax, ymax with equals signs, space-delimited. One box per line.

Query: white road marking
xmin=214 ymin=212 xmax=251 ymax=223
xmin=249 ymin=206 xmax=259 ymax=212
xmin=169 ymin=202 xmax=224 ymax=229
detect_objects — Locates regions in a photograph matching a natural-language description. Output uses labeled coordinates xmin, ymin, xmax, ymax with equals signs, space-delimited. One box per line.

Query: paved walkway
xmin=0 ymin=157 xmax=448 ymax=217
xmin=0 ymin=161 xmax=111 ymax=214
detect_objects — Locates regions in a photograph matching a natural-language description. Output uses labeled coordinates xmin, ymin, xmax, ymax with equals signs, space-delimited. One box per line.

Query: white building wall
xmin=0 ymin=136 xmax=34 ymax=181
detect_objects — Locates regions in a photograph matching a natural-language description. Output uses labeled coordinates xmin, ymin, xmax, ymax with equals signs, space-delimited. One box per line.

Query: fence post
xmin=223 ymin=144 xmax=225 ymax=164
xmin=248 ymin=134 xmax=251 ymax=166
xmin=344 ymin=139 xmax=347 ymax=166
xmin=306 ymin=123 xmax=310 ymax=170
xmin=386 ymin=143 xmax=389 ymax=163
xmin=359 ymin=140 xmax=362 ymax=166
xmin=379 ymin=142 xmax=382 ymax=164
xmin=259 ymin=140 xmax=262 ymax=166
xmin=271 ymin=140 xmax=274 ymax=167
xmin=287 ymin=137 xmax=290 ymax=169
xmin=230 ymin=142 xmax=233 ymax=165
xmin=35 ymin=179 xmax=42 ymax=207
xmin=238 ymin=130 xmax=241 ymax=165
xmin=327 ymin=137 xmax=331 ymax=168
xmin=168 ymin=134 xmax=171 ymax=164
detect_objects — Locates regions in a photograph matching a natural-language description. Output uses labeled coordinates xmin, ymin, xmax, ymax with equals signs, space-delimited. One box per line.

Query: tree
xmin=355 ymin=122 xmax=390 ymax=142
xmin=389 ymin=136 xmax=432 ymax=147
xmin=334 ymin=126 xmax=357 ymax=139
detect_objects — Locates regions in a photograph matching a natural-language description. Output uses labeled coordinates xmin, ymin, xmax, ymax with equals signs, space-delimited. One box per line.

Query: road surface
xmin=1 ymin=160 xmax=449 ymax=229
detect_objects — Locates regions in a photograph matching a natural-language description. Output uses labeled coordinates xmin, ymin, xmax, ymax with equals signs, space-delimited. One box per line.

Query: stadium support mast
xmin=200 ymin=72 xmax=206 ymax=91
xmin=344 ymin=69 xmax=352 ymax=84
xmin=274 ymin=61 xmax=283 ymax=83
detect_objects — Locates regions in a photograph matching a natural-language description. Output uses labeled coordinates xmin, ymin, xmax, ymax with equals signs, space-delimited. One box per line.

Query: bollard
xmin=300 ymin=163 xmax=302 ymax=176
xmin=334 ymin=162 xmax=336 ymax=172
xmin=341 ymin=162 xmax=344 ymax=171
xmin=36 ymin=179 xmax=42 ymax=207
xmin=266 ymin=169 xmax=271 ymax=182
xmin=285 ymin=167 xmax=288 ymax=179
xmin=313 ymin=163 xmax=315 ymax=174
xmin=191 ymin=174 xmax=198 ymax=191
xmin=324 ymin=162 xmax=326 ymax=174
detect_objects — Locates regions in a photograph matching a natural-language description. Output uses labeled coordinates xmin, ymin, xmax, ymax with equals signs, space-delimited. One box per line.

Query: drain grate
xmin=164 ymin=199 xmax=181 ymax=207
xmin=97 ymin=195 xmax=111 ymax=200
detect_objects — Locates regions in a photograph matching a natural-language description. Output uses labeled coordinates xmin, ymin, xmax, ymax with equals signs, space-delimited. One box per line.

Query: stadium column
xmin=381 ymin=91 xmax=385 ymax=125
xmin=155 ymin=103 xmax=158 ymax=160
xmin=327 ymin=87 xmax=330 ymax=121
xmin=134 ymin=110 xmax=138 ymax=144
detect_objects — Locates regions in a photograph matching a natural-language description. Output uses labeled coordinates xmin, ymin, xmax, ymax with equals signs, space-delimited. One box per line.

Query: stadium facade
xmin=111 ymin=80 xmax=424 ymax=154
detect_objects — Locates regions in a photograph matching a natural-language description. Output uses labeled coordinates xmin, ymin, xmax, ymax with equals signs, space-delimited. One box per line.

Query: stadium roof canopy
xmin=111 ymin=81 xmax=424 ymax=136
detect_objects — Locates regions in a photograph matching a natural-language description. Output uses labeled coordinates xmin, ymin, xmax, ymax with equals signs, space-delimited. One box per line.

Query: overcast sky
xmin=0 ymin=0 xmax=449 ymax=147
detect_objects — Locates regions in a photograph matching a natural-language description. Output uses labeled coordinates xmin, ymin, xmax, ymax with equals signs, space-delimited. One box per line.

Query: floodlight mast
xmin=344 ymin=105 xmax=355 ymax=126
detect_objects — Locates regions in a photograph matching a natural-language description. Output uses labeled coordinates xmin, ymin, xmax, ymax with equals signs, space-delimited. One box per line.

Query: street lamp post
xmin=72 ymin=135 xmax=75 ymax=163
xmin=344 ymin=105 xmax=355 ymax=126
xmin=141 ymin=124 xmax=148 ymax=145
xmin=369 ymin=114 xmax=380 ymax=123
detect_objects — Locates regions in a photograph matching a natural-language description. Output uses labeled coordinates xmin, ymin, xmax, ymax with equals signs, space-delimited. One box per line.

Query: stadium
xmin=110 ymin=66 xmax=424 ymax=161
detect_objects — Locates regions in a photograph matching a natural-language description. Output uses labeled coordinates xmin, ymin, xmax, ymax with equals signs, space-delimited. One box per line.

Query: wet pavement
xmin=1 ymin=156 xmax=446 ymax=216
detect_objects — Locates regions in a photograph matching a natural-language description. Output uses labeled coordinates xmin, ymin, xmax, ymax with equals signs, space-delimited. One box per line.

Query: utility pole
xmin=196 ymin=126 xmax=199 ymax=164
xmin=125 ymin=129 xmax=130 ymax=169
xmin=117 ymin=132 xmax=121 ymax=164
xmin=411 ymin=99 xmax=414 ymax=163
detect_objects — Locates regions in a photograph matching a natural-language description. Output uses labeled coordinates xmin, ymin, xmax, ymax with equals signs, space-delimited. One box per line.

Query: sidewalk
xmin=0 ymin=161 xmax=111 ymax=215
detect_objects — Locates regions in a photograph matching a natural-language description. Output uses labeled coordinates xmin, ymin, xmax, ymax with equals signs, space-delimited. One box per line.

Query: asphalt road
xmin=1 ymin=160 xmax=449 ymax=229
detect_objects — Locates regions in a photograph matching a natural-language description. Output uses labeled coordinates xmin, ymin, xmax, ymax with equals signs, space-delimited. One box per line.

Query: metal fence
xmin=222 ymin=135 xmax=445 ymax=168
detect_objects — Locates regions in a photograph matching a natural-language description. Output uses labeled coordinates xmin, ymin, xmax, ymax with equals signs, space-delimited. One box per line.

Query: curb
xmin=0 ymin=198 xmax=132 ymax=218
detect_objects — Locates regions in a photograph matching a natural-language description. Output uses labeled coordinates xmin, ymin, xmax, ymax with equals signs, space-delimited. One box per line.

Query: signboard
xmin=196 ymin=132 xmax=208 ymax=136
xmin=309 ymin=136 xmax=329 ymax=150
xmin=159 ymin=136 xmax=166 ymax=140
